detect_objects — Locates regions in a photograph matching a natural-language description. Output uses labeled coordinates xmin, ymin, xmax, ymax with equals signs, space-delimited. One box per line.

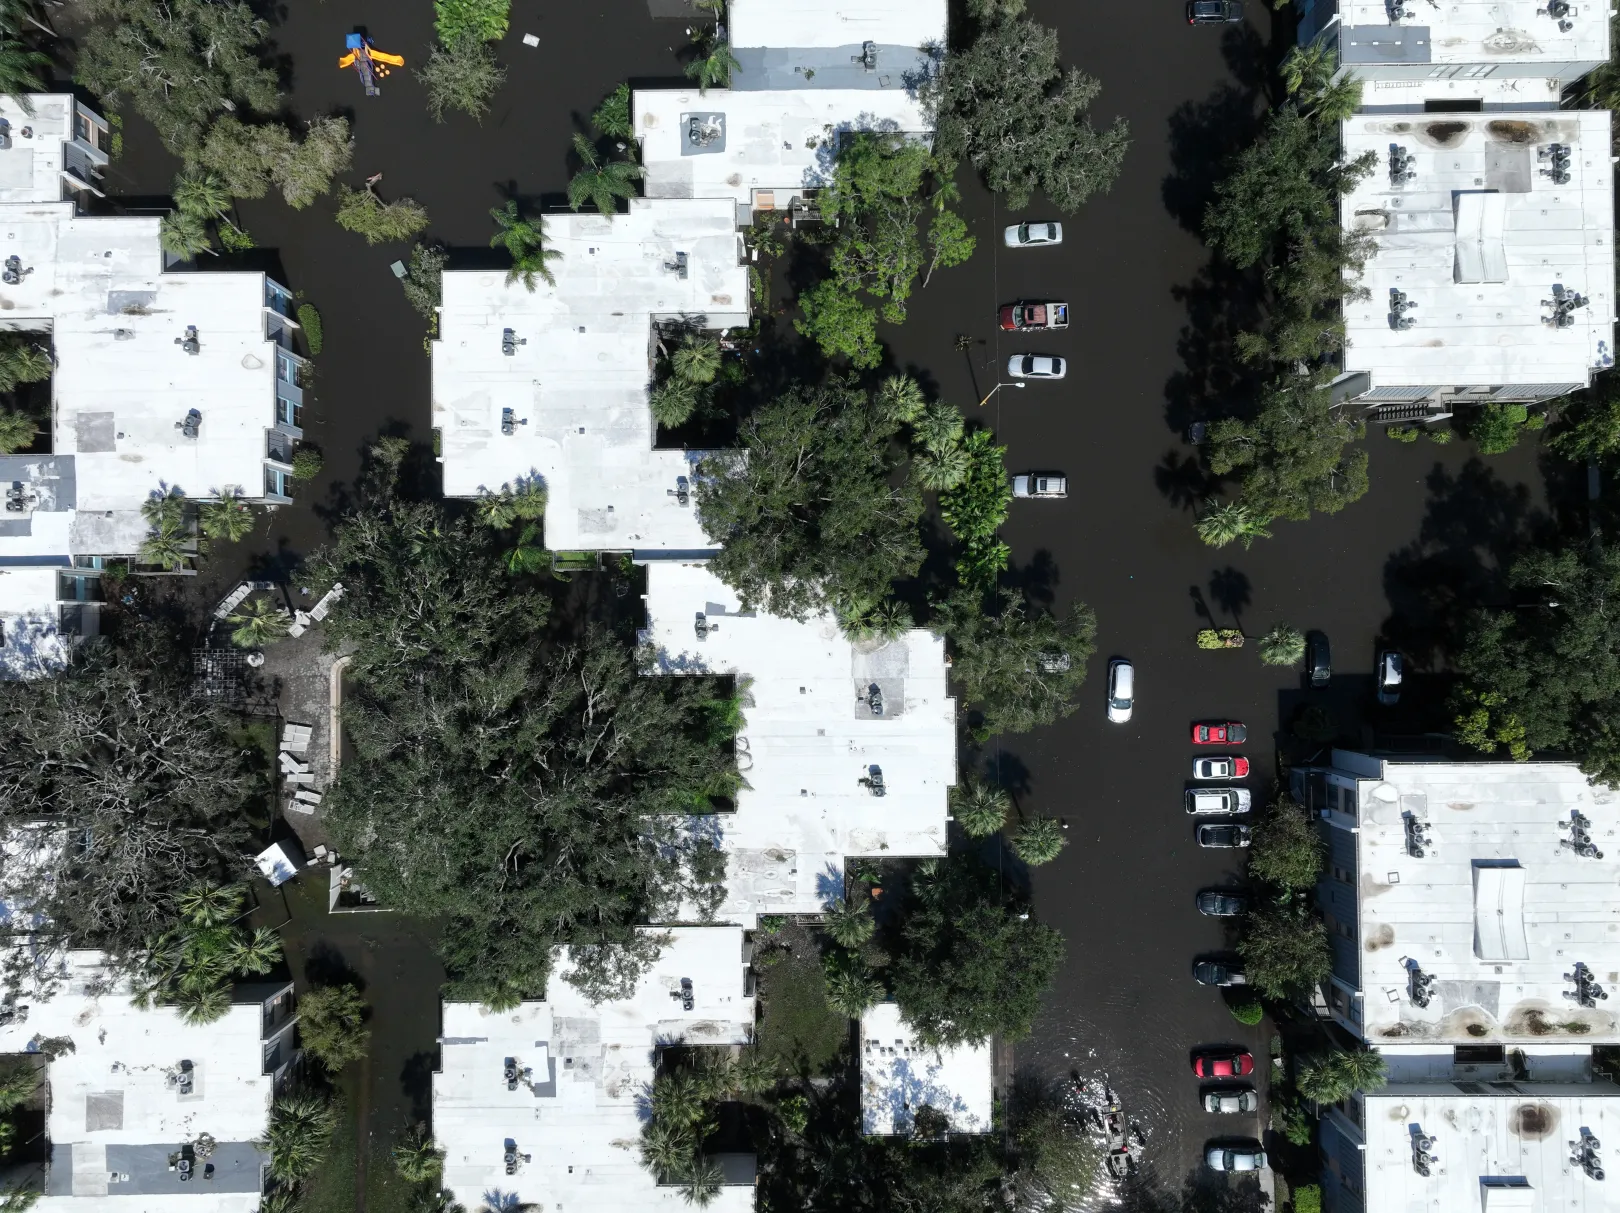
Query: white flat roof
xmin=640 ymin=562 xmax=955 ymax=923
xmin=433 ymin=928 xmax=754 ymax=1213
xmin=635 ymin=88 xmax=930 ymax=204
xmin=1348 ymin=757 xmax=1620 ymax=1045
xmin=1337 ymin=0 xmax=1609 ymax=67
xmin=0 ymin=95 xmax=83 ymax=204
xmin=433 ymin=199 xmax=748 ymax=553
xmin=728 ymin=0 xmax=946 ymax=49
xmin=1361 ymin=1085 xmax=1620 ymax=1213
xmin=1341 ymin=110 xmax=1616 ymax=393
xmin=0 ymin=565 xmax=67 ymax=677
xmin=859 ymin=1002 xmax=992 ymax=1135
xmin=0 ymin=950 xmax=274 ymax=1213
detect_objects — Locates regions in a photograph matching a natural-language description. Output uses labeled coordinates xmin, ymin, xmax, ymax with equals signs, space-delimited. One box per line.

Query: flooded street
xmin=90 ymin=0 xmax=1571 ymax=1199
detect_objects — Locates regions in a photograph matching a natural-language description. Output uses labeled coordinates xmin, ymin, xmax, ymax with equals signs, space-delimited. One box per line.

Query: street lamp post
xmin=978 ymin=381 xmax=1026 ymax=407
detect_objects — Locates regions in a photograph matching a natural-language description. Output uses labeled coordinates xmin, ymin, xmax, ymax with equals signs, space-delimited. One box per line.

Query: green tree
xmin=489 ymin=201 xmax=562 ymax=291
xmin=393 ymin=1125 xmax=445 ymax=1184
xmin=160 ymin=210 xmax=214 ymax=259
xmin=915 ymin=444 xmax=970 ymax=492
xmin=503 ymin=523 xmax=545 ymax=576
xmin=821 ymin=133 xmax=937 ymax=324
xmin=313 ymin=454 xmax=738 ymax=1004
xmin=434 ymin=0 xmax=510 ymax=44
xmin=1467 ymin=402 xmax=1532 ymax=455
xmin=695 ymin=378 xmax=924 ymax=620
xmin=1551 ymin=375 xmax=1620 ymax=459
xmin=567 ymin=133 xmax=644 ymax=217
xmin=591 ymin=83 xmax=634 ymax=141
xmin=276 ymin=116 xmax=352 ymax=209
xmin=650 ymin=379 xmax=699 ymax=429
xmin=335 ymin=186 xmax=431 ymax=246
xmin=1207 ymin=381 xmax=1369 ymax=525
xmin=297 ymin=983 xmax=370 ymax=1072
xmin=822 ymin=896 xmax=875 ymax=950
xmin=0 ymin=1060 xmax=38 ymax=1113
xmin=1011 ymin=817 xmax=1066 ymax=866
xmin=1248 ymin=796 xmax=1323 ymax=891
xmin=133 ymin=884 xmax=283 ymax=1023
xmin=926 ymin=17 xmax=1129 ymax=212
xmin=877 ymin=375 xmax=927 ymax=424
xmin=195 ymin=117 xmax=290 ymax=200
xmin=1238 ymin=901 xmax=1332 ymax=999
xmin=173 ymin=170 xmax=232 ymax=222
xmin=0 ymin=337 xmax=50 ymax=394
xmin=913 ymin=401 xmax=966 ymax=454
xmin=291 ymin=448 xmax=324 ymax=481
xmin=891 ymin=855 xmax=1064 ymax=1047
xmin=263 ymin=1093 xmax=338 ymax=1184
xmin=421 ymin=35 xmax=505 ymax=124
xmin=823 ymin=955 xmax=885 ymax=1018
xmin=795 ymin=279 xmax=881 ymax=368
xmin=1297 ymin=1048 xmax=1387 ymax=1105
xmin=951 ymin=779 xmax=1010 ymax=838
xmin=0 ymin=37 xmax=47 ymax=111
xmin=0 ymin=410 xmax=37 ymax=454
xmin=685 ymin=36 xmax=739 ymax=92
xmin=939 ymin=429 xmax=1011 ymax=547
xmin=924 ymin=208 xmax=976 ymax=288
xmin=77 ymin=0 xmax=280 ymax=157
xmin=1196 ymin=500 xmax=1273 ymax=549
xmin=1258 ymin=623 xmax=1305 ymax=666
xmin=671 ymin=334 xmax=721 ymax=386
xmin=227 ymin=596 xmax=288 ymax=649
xmin=936 ymin=587 xmax=1097 ymax=736
xmin=401 ymin=243 xmax=449 ymax=319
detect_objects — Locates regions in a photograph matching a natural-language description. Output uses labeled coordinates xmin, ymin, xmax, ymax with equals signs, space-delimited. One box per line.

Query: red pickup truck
xmin=999 ymin=301 xmax=1069 ymax=331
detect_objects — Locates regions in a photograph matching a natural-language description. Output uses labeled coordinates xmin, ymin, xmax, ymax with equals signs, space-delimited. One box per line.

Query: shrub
xmin=422 ymin=35 xmax=507 ymax=123
xmin=1229 ymin=996 xmax=1264 ymax=1025
xmin=1386 ymin=425 xmax=1419 ymax=442
xmin=1470 ymin=402 xmax=1530 ymax=455
xmin=296 ymin=304 xmax=322 ymax=356
xmin=291 ymin=448 xmax=324 ymax=481
xmin=1292 ymin=1185 xmax=1322 ymax=1213
xmin=1427 ymin=428 xmax=1454 ymax=444
xmin=434 ymin=0 xmax=510 ymax=44
xmin=401 ymin=243 xmax=448 ymax=319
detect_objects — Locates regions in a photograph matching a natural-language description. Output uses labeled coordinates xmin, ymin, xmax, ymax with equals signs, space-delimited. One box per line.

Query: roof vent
xmin=175 ymin=325 xmax=200 ymax=355
xmin=860 ymin=764 xmax=886 ymax=797
xmin=1544 ymin=283 xmax=1588 ymax=328
xmin=176 ymin=409 xmax=201 ymax=439
xmin=856 ymin=40 xmax=878 ymax=70
xmin=2 ymin=254 xmax=31 ymax=285
xmin=499 ymin=407 xmax=528 ymax=436
xmin=1410 ymin=1125 xmax=1438 ymax=1175
xmin=1389 ymin=144 xmax=1417 ymax=185
xmin=1565 ymin=961 xmax=1608 ymax=1007
xmin=501 ymin=327 xmax=526 ymax=356
xmin=1539 ymin=142 xmax=1572 ymax=184
xmin=1390 ymin=289 xmax=1418 ymax=331
xmin=1559 ymin=809 xmax=1603 ymax=858
xmin=1573 ymin=1128 xmax=1605 ymax=1180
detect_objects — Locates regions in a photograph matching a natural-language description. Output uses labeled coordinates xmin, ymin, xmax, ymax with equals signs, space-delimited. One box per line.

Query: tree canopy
xmin=935 ymin=587 xmax=1097 ymax=736
xmin=1207 ymin=380 xmax=1370 ymax=524
xmin=926 ymin=17 xmax=1128 ymax=211
xmin=314 ymin=448 xmax=738 ymax=1005
xmin=695 ymin=378 xmax=925 ymax=622
xmin=891 ymin=855 xmax=1064 ymax=1047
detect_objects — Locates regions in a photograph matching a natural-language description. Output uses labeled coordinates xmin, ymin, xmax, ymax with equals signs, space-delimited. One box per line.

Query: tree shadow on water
xmin=1118 ymin=1167 xmax=1269 ymax=1213
xmin=1208 ymin=566 xmax=1252 ymax=630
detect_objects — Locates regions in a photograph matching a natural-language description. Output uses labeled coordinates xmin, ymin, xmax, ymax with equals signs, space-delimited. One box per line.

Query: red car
xmin=1192 ymin=721 xmax=1247 ymax=745
xmin=1194 ymin=1050 xmax=1255 ymax=1079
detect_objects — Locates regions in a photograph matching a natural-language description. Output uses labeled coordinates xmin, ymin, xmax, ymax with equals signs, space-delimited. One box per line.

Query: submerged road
xmin=92 ymin=0 xmax=1561 ymax=1200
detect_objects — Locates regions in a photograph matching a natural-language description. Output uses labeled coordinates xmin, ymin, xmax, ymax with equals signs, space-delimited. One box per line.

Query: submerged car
xmin=1378 ymin=649 xmax=1404 ymax=705
xmin=1193 ymin=1051 xmax=1254 ymax=1079
xmin=1187 ymin=0 xmax=1244 ymax=21
xmin=1185 ymin=788 xmax=1253 ymax=815
xmin=1203 ymin=1088 xmax=1259 ymax=1114
xmin=1107 ymin=658 xmax=1135 ymax=724
xmin=1192 ymin=721 xmax=1247 ymax=745
xmin=1196 ymin=889 xmax=1248 ymax=917
xmin=1003 ymin=221 xmax=1063 ymax=248
xmin=1307 ymin=630 xmax=1332 ymax=687
xmin=1192 ymin=756 xmax=1250 ymax=780
xmin=1012 ymin=473 xmax=1068 ymax=499
xmin=1206 ymin=1143 xmax=1267 ymax=1173
xmin=1198 ymin=823 xmax=1252 ymax=848
xmin=1007 ymin=354 xmax=1067 ymax=380
xmin=1194 ymin=959 xmax=1247 ymax=987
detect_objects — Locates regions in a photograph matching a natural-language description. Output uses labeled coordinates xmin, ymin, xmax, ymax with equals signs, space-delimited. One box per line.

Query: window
xmin=265 ymin=466 xmax=289 ymax=498
xmin=1455 ymin=1045 xmax=1505 ymax=1065
xmin=277 ymin=397 xmax=302 ymax=429
xmin=1341 ymin=786 xmax=1358 ymax=814
xmin=277 ymin=354 xmax=298 ymax=384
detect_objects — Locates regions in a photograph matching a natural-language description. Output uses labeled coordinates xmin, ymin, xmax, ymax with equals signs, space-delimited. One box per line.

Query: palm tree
xmin=639 ymin=1118 xmax=696 ymax=1176
xmin=489 ymin=201 xmax=562 ymax=291
xmin=822 ymin=896 xmax=875 ymax=949
xmin=1012 ymin=817 xmax=1067 ymax=866
xmin=567 ymin=133 xmax=645 ymax=218
xmin=160 ymin=210 xmax=215 ymax=259
xmin=178 ymin=881 xmax=244 ymax=928
xmin=0 ymin=408 xmax=37 ymax=454
xmin=844 ymin=598 xmax=911 ymax=642
xmin=914 ymin=445 xmax=969 ymax=491
xmin=1196 ymin=500 xmax=1273 ymax=549
xmin=729 ymin=1049 xmax=776 ymax=1095
xmin=0 ymin=340 xmax=50 ymax=391
xmin=475 ymin=489 xmax=518 ymax=529
xmin=1258 ymin=623 xmax=1306 ymax=667
xmin=651 ymin=1074 xmax=707 ymax=1129
xmin=877 ymin=374 xmax=926 ymax=423
xmin=692 ymin=1053 xmax=737 ymax=1101
xmin=175 ymin=982 xmax=232 ymax=1025
xmin=651 ymin=378 xmax=699 ymax=428
xmin=226 ymin=926 xmax=283 ymax=975
xmin=0 ymin=1060 xmax=38 ymax=1113
xmin=913 ymin=401 xmax=964 ymax=452
xmin=671 ymin=334 xmax=721 ymax=386
xmin=504 ymin=524 xmax=546 ymax=576
xmin=1310 ymin=76 xmax=1363 ymax=122
xmin=0 ymin=37 xmax=48 ymax=113
xmin=138 ymin=528 xmax=190 ymax=572
xmin=174 ymin=170 xmax=231 ymax=221
xmin=951 ymin=780 xmax=1010 ymax=838
xmin=1280 ymin=42 xmax=1334 ymax=97
xmin=509 ymin=479 xmax=547 ymax=520
xmin=1295 ymin=1055 xmax=1349 ymax=1106
xmin=199 ymin=495 xmax=254 ymax=543
xmin=823 ymin=961 xmax=884 ymax=1018
xmin=228 ymin=597 xmax=290 ymax=649
xmin=263 ymin=1093 xmax=338 ymax=1184
xmin=682 ymin=1155 xmax=723 ymax=1207
xmin=1330 ymin=1048 xmax=1388 ymax=1093
xmin=393 ymin=1126 xmax=446 ymax=1183
xmin=591 ymin=83 xmax=635 ymax=141
xmin=685 ymin=38 xmax=740 ymax=92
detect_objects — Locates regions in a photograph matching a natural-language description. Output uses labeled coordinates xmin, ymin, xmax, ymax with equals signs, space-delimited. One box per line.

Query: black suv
xmin=1306 ymin=630 xmax=1332 ymax=687
xmin=1187 ymin=0 xmax=1244 ymax=22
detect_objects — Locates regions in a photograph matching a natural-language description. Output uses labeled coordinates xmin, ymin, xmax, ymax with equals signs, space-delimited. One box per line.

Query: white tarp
xmin=1454 ymin=191 xmax=1508 ymax=284
xmin=1473 ymin=862 xmax=1529 ymax=961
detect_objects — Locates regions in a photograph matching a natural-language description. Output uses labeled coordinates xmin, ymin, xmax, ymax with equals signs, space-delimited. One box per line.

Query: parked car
xmin=1013 ymin=473 xmax=1067 ymax=499
xmin=1192 ymin=756 xmax=1249 ymax=780
xmin=1206 ymin=1143 xmax=1267 ymax=1173
xmin=1187 ymin=0 xmax=1244 ymax=21
xmin=1378 ymin=649 xmax=1404 ymax=705
xmin=1194 ymin=959 xmax=1247 ymax=987
xmin=1003 ymin=221 xmax=1063 ymax=248
xmin=1197 ymin=823 xmax=1251 ymax=848
xmin=1196 ymin=889 xmax=1248 ymax=917
xmin=1185 ymin=788 xmax=1253 ymax=815
xmin=1192 ymin=721 xmax=1247 ymax=745
xmin=1107 ymin=658 xmax=1134 ymax=724
xmin=999 ymin=301 xmax=1069 ymax=331
xmin=1203 ymin=1087 xmax=1259 ymax=1114
xmin=1307 ymin=631 xmax=1332 ymax=687
xmin=1193 ymin=1050 xmax=1254 ymax=1079
xmin=1007 ymin=354 xmax=1067 ymax=380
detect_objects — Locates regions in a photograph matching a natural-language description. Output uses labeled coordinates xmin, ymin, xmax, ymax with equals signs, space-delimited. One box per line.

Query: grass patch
xmin=363 ymin=1137 xmax=419 ymax=1213
xmin=755 ymin=920 xmax=849 ymax=1077
xmin=291 ymin=1096 xmax=356 ymax=1213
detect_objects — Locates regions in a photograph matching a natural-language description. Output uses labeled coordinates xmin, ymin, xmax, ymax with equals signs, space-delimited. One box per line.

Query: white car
xmin=1007 ymin=354 xmax=1066 ymax=380
xmin=1203 ymin=1088 xmax=1259 ymax=1114
xmin=1206 ymin=1144 xmax=1266 ymax=1173
xmin=1107 ymin=659 xmax=1134 ymax=723
xmin=1192 ymin=756 xmax=1250 ymax=780
xmin=1012 ymin=473 xmax=1067 ymax=499
xmin=1185 ymin=788 xmax=1253 ymax=815
xmin=1003 ymin=221 xmax=1063 ymax=248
